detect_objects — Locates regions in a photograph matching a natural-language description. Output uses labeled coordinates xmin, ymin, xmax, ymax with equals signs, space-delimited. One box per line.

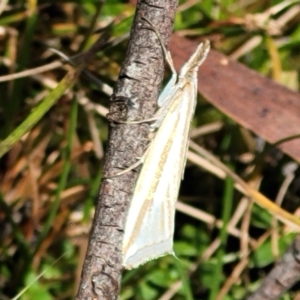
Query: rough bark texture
xmin=246 ymin=235 xmax=300 ymax=300
xmin=76 ymin=1 xmax=178 ymax=299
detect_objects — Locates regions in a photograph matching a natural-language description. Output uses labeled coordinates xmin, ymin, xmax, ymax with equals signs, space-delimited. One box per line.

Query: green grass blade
xmin=209 ymin=173 xmax=234 ymax=300
xmin=174 ymin=258 xmax=194 ymax=300
xmin=0 ymin=70 xmax=79 ymax=159
xmin=6 ymin=1 xmax=38 ymax=132
xmin=83 ymin=168 xmax=102 ymax=221
xmin=35 ymin=95 xmax=78 ymax=252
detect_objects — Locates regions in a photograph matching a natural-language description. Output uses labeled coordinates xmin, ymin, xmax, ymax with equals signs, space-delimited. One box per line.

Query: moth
xmin=122 ymin=19 xmax=210 ymax=269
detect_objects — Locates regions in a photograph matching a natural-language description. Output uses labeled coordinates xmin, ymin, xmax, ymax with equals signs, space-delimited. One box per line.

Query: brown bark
xmin=75 ymin=1 xmax=178 ymax=299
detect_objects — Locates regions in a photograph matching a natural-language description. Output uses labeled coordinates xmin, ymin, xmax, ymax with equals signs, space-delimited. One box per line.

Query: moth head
xmin=179 ymin=40 xmax=210 ymax=80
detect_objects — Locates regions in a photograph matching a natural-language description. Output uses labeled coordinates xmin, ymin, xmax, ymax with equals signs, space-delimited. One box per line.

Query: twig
xmin=246 ymin=235 xmax=300 ymax=300
xmin=75 ymin=1 xmax=178 ymax=299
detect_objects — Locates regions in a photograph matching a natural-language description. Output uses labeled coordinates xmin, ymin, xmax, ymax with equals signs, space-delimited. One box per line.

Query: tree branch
xmin=246 ymin=235 xmax=300 ymax=300
xmin=76 ymin=1 xmax=178 ymax=299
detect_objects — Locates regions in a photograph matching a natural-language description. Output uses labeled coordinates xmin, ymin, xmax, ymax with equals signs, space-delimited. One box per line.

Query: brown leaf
xmin=170 ymin=34 xmax=300 ymax=163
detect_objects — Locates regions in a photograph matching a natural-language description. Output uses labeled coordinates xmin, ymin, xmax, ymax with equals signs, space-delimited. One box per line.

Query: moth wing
xmin=122 ymin=82 xmax=197 ymax=269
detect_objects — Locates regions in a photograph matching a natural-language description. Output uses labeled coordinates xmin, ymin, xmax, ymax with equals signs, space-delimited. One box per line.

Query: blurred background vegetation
xmin=0 ymin=0 xmax=300 ymax=299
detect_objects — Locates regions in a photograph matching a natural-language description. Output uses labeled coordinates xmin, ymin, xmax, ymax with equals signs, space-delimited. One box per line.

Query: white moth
xmin=122 ymin=26 xmax=210 ymax=269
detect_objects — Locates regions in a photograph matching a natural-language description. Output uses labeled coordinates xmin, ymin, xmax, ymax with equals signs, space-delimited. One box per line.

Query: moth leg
xmin=141 ymin=17 xmax=178 ymax=108
xmin=111 ymin=18 xmax=179 ymax=126
xmin=141 ymin=17 xmax=177 ymax=78
xmin=112 ymin=116 xmax=157 ymax=125
xmin=104 ymin=159 xmax=143 ymax=178
xmin=111 ymin=18 xmax=180 ymax=127
xmin=104 ymin=146 xmax=151 ymax=178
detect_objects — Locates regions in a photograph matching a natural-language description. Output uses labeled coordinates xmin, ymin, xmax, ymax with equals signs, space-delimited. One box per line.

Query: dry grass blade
xmin=0 ymin=61 xmax=63 ymax=83
xmin=189 ymin=141 xmax=300 ymax=229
